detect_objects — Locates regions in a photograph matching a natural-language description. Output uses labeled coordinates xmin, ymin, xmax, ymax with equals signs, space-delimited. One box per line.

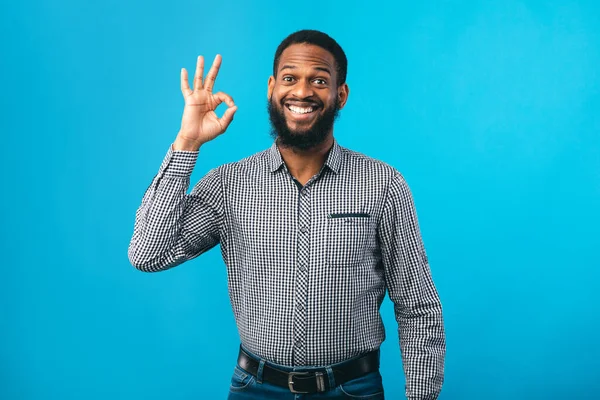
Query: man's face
xmin=268 ymin=43 xmax=349 ymax=150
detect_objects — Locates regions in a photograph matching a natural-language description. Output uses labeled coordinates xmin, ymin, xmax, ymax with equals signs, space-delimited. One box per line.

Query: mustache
xmin=277 ymin=96 xmax=324 ymax=108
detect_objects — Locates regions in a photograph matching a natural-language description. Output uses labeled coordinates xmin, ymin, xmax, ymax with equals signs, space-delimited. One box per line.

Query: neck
xmin=277 ymin=134 xmax=334 ymax=186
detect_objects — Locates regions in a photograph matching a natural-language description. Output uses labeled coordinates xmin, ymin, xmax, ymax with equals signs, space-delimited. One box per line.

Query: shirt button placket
xmin=293 ymin=184 xmax=311 ymax=366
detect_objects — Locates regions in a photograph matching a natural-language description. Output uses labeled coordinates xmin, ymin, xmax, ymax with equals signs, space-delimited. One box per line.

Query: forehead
xmin=277 ymin=43 xmax=336 ymax=74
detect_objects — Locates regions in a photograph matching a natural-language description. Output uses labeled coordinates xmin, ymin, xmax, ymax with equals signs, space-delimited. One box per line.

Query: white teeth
xmin=288 ymin=105 xmax=314 ymax=114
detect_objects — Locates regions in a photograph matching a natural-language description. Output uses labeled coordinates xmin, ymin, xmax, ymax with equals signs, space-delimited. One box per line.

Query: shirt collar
xmin=268 ymin=139 xmax=343 ymax=174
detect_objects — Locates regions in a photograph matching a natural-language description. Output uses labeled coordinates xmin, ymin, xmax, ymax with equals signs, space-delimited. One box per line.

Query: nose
xmin=291 ymin=79 xmax=314 ymax=99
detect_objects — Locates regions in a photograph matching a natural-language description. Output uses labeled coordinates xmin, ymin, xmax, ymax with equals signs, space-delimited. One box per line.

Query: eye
xmin=282 ymin=76 xmax=294 ymax=83
xmin=313 ymin=78 xmax=327 ymax=85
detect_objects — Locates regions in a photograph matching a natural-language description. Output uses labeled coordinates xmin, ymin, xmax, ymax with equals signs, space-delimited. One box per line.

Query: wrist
xmin=173 ymin=135 xmax=202 ymax=151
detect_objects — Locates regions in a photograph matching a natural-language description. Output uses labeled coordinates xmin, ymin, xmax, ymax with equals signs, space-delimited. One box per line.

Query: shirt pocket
xmin=326 ymin=214 xmax=373 ymax=267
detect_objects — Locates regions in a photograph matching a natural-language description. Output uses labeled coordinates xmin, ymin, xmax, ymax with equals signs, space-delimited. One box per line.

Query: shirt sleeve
xmin=378 ymin=172 xmax=446 ymax=400
xmin=127 ymin=144 xmax=223 ymax=272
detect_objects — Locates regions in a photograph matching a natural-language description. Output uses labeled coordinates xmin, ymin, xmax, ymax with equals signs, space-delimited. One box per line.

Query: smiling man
xmin=128 ymin=30 xmax=445 ymax=399
xmin=267 ymin=41 xmax=344 ymax=154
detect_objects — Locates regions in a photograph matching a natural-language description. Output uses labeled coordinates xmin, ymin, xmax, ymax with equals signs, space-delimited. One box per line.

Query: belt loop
xmin=325 ymin=366 xmax=336 ymax=388
xmin=256 ymin=360 xmax=265 ymax=384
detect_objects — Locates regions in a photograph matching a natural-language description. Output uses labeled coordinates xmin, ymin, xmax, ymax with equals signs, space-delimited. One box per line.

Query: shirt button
xmin=296 ymin=303 xmax=304 ymax=311
xmin=298 ymin=265 xmax=307 ymax=272
xmin=300 ymin=226 xmax=308 ymax=233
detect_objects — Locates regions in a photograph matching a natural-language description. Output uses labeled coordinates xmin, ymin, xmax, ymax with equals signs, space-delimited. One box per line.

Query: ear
xmin=337 ymin=83 xmax=350 ymax=109
xmin=267 ymin=76 xmax=275 ymax=100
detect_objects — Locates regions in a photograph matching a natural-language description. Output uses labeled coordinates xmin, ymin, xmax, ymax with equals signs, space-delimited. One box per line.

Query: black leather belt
xmin=237 ymin=347 xmax=380 ymax=394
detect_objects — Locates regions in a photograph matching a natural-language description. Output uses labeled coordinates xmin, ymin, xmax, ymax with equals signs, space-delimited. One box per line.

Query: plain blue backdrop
xmin=1 ymin=0 xmax=599 ymax=399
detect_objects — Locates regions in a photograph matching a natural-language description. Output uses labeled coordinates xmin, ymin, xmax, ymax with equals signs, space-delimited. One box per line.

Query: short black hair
xmin=273 ymin=30 xmax=348 ymax=86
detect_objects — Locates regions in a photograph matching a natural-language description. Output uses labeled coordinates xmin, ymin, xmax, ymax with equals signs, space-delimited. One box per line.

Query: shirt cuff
xmin=158 ymin=144 xmax=199 ymax=177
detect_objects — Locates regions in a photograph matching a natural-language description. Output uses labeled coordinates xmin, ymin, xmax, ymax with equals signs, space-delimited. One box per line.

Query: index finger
xmin=203 ymin=54 xmax=222 ymax=92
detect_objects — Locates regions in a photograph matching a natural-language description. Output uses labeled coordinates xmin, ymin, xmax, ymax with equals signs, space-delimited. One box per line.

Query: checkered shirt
xmin=128 ymin=139 xmax=445 ymax=399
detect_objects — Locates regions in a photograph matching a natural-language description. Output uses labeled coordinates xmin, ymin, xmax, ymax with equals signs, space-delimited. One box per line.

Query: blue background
xmin=1 ymin=0 xmax=599 ymax=399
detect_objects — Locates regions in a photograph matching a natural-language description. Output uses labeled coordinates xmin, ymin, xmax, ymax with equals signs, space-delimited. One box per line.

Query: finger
xmin=204 ymin=54 xmax=222 ymax=92
xmin=193 ymin=55 xmax=204 ymax=91
xmin=180 ymin=68 xmax=192 ymax=96
xmin=218 ymin=105 xmax=238 ymax=131
xmin=213 ymin=91 xmax=235 ymax=108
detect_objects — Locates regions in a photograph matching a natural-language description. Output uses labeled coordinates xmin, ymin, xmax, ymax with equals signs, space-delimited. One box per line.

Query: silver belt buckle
xmin=287 ymin=371 xmax=327 ymax=393
xmin=287 ymin=371 xmax=310 ymax=394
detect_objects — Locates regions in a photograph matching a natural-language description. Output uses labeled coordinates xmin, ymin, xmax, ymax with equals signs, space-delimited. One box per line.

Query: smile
xmin=286 ymin=104 xmax=317 ymax=114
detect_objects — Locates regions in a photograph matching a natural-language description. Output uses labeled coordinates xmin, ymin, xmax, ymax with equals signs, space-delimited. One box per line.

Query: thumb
xmin=218 ymin=105 xmax=238 ymax=132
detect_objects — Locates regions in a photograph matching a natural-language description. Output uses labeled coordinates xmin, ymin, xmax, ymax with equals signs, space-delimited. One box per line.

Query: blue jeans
xmin=227 ymin=347 xmax=385 ymax=399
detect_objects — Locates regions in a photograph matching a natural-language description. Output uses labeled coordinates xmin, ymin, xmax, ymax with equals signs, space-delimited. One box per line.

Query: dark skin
xmin=267 ymin=44 xmax=350 ymax=185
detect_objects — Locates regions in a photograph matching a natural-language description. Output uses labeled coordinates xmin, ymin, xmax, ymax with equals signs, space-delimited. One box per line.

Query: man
xmin=128 ymin=30 xmax=445 ymax=399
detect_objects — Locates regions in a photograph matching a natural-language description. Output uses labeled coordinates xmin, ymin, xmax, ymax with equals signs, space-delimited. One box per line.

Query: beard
xmin=268 ymin=96 xmax=340 ymax=151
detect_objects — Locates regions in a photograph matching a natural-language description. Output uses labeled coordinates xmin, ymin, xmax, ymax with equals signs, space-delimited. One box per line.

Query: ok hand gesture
xmin=174 ymin=55 xmax=237 ymax=151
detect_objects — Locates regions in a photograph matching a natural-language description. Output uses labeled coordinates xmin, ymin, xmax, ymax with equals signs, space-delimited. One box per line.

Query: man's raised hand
xmin=174 ymin=55 xmax=237 ymax=151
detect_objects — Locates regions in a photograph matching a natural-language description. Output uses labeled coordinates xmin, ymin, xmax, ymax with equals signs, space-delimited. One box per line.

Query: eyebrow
xmin=280 ymin=65 xmax=332 ymax=75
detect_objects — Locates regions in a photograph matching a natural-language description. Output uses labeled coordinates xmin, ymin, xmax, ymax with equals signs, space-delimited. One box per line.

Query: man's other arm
xmin=378 ymin=172 xmax=446 ymax=400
